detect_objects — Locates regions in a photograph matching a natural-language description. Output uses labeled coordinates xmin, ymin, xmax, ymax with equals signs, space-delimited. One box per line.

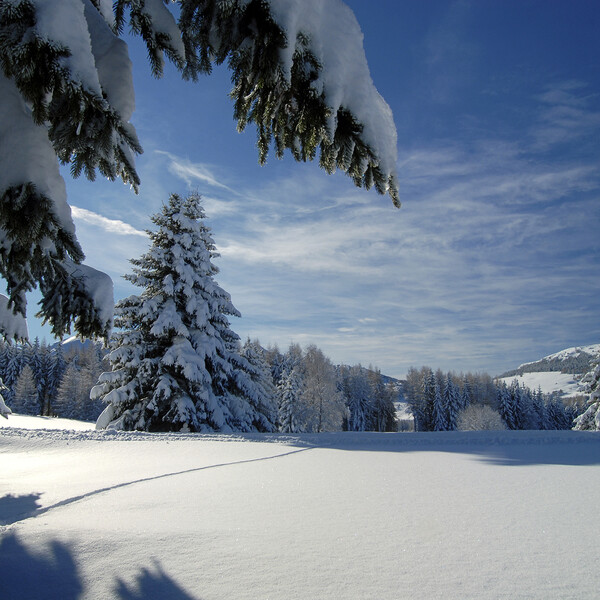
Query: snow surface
xmin=2 ymin=418 xmax=599 ymax=599
xmin=0 ymin=413 xmax=94 ymax=431
xmin=498 ymin=371 xmax=583 ymax=398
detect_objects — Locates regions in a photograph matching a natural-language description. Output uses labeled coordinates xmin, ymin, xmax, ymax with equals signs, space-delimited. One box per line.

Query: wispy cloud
xmin=71 ymin=206 xmax=147 ymax=237
xmin=156 ymin=150 xmax=236 ymax=193
xmin=210 ymin=80 xmax=600 ymax=376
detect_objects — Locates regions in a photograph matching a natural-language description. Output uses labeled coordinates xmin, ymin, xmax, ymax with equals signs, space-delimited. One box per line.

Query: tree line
xmin=404 ymin=367 xmax=582 ymax=431
xmin=0 ymin=338 xmax=107 ymax=421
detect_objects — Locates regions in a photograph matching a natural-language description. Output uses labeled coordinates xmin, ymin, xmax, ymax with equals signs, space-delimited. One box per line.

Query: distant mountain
xmin=500 ymin=344 xmax=600 ymax=378
xmin=498 ymin=344 xmax=600 ymax=399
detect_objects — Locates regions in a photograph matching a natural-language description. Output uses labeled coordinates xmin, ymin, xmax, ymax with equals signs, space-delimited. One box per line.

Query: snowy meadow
xmin=2 ymin=417 xmax=599 ymax=599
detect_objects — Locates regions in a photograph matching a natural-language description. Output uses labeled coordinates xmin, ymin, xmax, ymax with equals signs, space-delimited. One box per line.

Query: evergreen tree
xmin=241 ymin=339 xmax=278 ymax=432
xmin=92 ymin=193 xmax=265 ymax=432
xmin=420 ymin=369 xmax=436 ymax=432
xmin=0 ymin=377 xmax=10 ymax=418
xmin=343 ymin=365 xmax=371 ymax=432
xmin=498 ymin=382 xmax=516 ymax=430
xmin=573 ymin=361 xmax=600 ymax=431
xmin=443 ymin=373 xmax=460 ymax=431
xmin=3 ymin=344 xmax=23 ymax=407
xmin=27 ymin=337 xmax=45 ymax=415
xmin=460 ymin=376 xmax=472 ymax=411
xmin=367 ymin=367 xmax=397 ymax=432
xmin=54 ymin=363 xmax=84 ymax=420
xmin=277 ymin=366 xmax=305 ymax=433
xmin=0 ymin=1 xmax=398 ymax=340
xmin=12 ymin=364 xmax=38 ymax=415
xmin=431 ymin=380 xmax=446 ymax=431
xmin=48 ymin=342 xmax=67 ymax=414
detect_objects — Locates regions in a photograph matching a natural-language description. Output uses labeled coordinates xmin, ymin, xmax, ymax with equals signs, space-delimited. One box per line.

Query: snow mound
xmin=0 ymin=414 xmax=94 ymax=431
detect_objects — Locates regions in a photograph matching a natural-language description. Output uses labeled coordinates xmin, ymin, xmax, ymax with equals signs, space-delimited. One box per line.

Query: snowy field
xmin=1 ymin=419 xmax=600 ymax=599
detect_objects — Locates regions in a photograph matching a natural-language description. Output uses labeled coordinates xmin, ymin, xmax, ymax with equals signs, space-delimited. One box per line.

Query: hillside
xmin=500 ymin=344 xmax=600 ymax=378
xmin=498 ymin=344 xmax=600 ymax=399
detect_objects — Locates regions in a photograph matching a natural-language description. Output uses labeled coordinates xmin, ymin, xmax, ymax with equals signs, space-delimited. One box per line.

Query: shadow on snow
xmin=266 ymin=430 xmax=600 ymax=467
xmin=0 ymin=532 xmax=200 ymax=599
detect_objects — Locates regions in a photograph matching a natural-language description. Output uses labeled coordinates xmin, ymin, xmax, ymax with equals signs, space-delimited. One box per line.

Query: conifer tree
xmin=0 ymin=378 xmax=10 ymax=418
xmin=343 ymin=365 xmax=371 ymax=432
xmin=498 ymin=381 xmax=516 ymax=430
xmin=27 ymin=337 xmax=45 ymax=414
xmin=12 ymin=364 xmax=38 ymax=415
xmin=432 ymin=380 xmax=447 ymax=431
xmin=277 ymin=366 xmax=305 ymax=434
xmin=443 ymin=373 xmax=460 ymax=431
xmin=367 ymin=367 xmax=397 ymax=432
xmin=240 ymin=339 xmax=278 ymax=432
xmin=0 ymin=0 xmax=398 ymax=340
xmin=420 ymin=369 xmax=436 ymax=432
xmin=460 ymin=376 xmax=472 ymax=411
xmin=92 ymin=193 xmax=266 ymax=432
xmin=573 ymin=360 xmax=600 ymax=431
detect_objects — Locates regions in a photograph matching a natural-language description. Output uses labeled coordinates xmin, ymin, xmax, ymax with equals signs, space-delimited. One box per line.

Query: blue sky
xmin=30 ymin=0 xmax=600 ymax=379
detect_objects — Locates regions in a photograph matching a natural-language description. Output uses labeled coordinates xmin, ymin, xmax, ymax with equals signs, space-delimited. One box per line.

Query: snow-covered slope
xmin=499 ymin=343 xmax=600 ymax=398
xmin=538 ymin=344 xmax=600 ymax=364
xmin=497 ymin=371 xmax=582 ymax=398
xmin=2 ymin=418 xmax=599 ymax=599
xmin=0 ymin=413 xmax=94 ymax=431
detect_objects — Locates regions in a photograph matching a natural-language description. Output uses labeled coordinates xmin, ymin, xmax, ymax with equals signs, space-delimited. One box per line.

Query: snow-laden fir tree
xmin=573 ymin=359 xmax=600 ymax=430
xmin=277 ymin=366 xmax=305 ymax=434
xmin=0 ymin=377 xmax=10 ymax=418
xmin=0 ymin=0 xmax=398 ymax=340
xmin=366 ymin=367 xmax=397 ymax=432
xmin=92 ymin=192 xmax=272 ymax=432
xmin=343 ymin=365 xmax=371 ymax=432
xmin=497 ymin=381 xmax=516 ymax=430
xmin=443 ymin=373 xmax=460 ymax=431
xmin=460 ymin=376 xmax=472 ymax=411
xmin=240 ymin=339 xmax=278 ymax=431
xmin=11 ymin=364 xmax=38 ymax=415
xmin=431 ymin=379 xmax=447 ymax=432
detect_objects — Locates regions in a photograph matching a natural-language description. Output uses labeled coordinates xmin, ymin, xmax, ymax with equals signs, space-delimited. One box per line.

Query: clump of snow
xmin=83 ymin=0 xmax=135 ymax=121
xmin=266 ymin=0 xmax=397 ymax=176
xmin=63 ymin=259 xmax=114 ymax=332
xmin=34 ymin=0 xmax=103 ymax=97
xmin=0 ymin=74 xmax=75 ymax=235
xmin=0 ymin=294 xmax=28 ymax=341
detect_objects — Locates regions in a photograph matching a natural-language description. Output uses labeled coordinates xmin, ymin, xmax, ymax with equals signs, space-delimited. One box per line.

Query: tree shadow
xmin=0 ymin=492 xmax=42 ymax=525
xmin=260 ymin=430 xmax=600 ymax=467
xmin=115 ymin=559 xmax=200 ymax=599
xmin=0 ymin=531 xmax=83 ymax=599
xmin=0 ymin=533 xmax=201 ymax=599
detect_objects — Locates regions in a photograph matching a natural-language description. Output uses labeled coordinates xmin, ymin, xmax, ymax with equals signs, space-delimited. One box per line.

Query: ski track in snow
xmin=5 ymin=446 xmax=314 ymax=526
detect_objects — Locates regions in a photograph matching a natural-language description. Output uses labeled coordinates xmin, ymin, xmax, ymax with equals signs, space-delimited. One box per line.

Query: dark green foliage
xmin=117 ymin=0 xmax=400 ymax=204
xmin=0 ymin=184 xmax=109 ymax=339
xmin=0 ymin=1 xmax=142 ymax=189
